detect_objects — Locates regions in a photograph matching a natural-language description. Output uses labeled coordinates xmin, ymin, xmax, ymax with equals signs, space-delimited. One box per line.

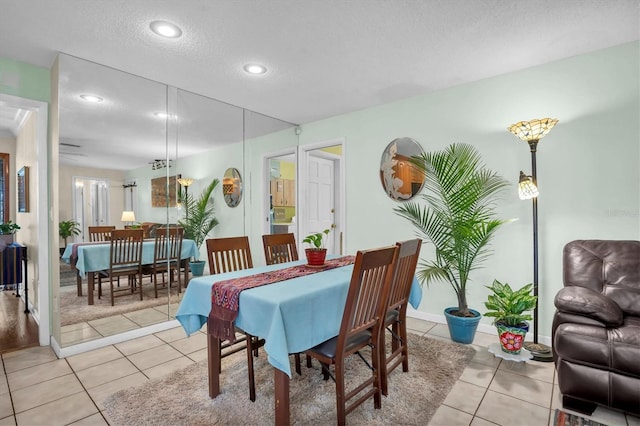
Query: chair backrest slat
xmin=262 ymin=233 xmax=298 ymax=265
xmin=109 ymin=229 xmax=143 ymax=268
xmin=337 ymin=245 xmax=398 ymax=351
xmin=206 ymin=236 xmax=253 ymax=274
xmin=88 ymin=225 xmax=116 ymax=242
xmin=387 ymin=239 xmax=422 ymax=312
xmin=154 ymin=227 xmax=184 ymax=263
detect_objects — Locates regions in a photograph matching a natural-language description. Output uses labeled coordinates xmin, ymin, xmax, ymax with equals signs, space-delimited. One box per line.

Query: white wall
xmin=297 ymin=41 xmax=640 ymax=342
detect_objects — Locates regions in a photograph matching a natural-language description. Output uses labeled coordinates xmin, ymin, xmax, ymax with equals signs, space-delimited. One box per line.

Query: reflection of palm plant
xmin=178 ymin=178 xmax=220 ymax=260
xmin=394 ymin=143 xmax=509 ymax=317
xmin=59 ymin=219 xmax=81 ymax=247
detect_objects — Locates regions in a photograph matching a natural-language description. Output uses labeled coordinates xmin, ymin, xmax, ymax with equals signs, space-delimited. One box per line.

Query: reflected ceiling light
xmin=153 ymin=112 xmax=177 ymax=120
xmin=79 ymin=94 xmax=103 ymax=103
xmin=243 ymin=64 xmax=267 ymax=75
xmin=149 ymin=21 xmax=182 ymax=38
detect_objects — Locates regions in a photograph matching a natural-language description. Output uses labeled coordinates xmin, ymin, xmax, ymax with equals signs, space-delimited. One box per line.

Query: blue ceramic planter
xmin=189 ymin=261 xmax=206 ymax=277
xmin=444 ymin=307 xmax=482 ymax=344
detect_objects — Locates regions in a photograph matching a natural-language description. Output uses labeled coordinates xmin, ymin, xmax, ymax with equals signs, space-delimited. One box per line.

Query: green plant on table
xmin=302 ymin=229 xmax=330 ymax=250
xmin=484 ymin=279 xmax=537 ymax=327
xmin=59 ymin=219 xmax=81 ymax=247
xmin=0 ymin=221 xmax=20 ymax=235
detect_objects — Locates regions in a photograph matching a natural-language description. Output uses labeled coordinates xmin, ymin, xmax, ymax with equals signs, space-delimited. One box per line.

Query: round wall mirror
xmin=223 ymin=167 xmax=243 ymax=207
xmin=380 ymin=137 xmax=425 ymax=201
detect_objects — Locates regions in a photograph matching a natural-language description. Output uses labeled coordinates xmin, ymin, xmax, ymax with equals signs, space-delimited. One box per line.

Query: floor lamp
xmin=177 ymin=177 xmax=194 ymax=219
xmin=508 ymin=118 xmax=558 ymax=362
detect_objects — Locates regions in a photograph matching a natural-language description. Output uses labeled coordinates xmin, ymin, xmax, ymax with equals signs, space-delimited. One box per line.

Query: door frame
xmin=0 ymin=94 xmax=50 ymax=346
xmin=298 ymin=137 xmax=345 ymax=256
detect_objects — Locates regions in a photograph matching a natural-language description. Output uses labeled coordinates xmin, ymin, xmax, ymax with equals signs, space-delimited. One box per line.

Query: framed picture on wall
xmin=151 ymin=174 xmax=180 ymax=207
xmin=17 ymin=166 xmax=29 ymax=213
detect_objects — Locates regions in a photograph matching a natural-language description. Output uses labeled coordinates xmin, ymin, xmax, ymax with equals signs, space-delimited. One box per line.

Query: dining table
xmin=175 ymin=257 xmax=422 ymax=425
xmin=61 ymin=238 xmax=198 ymax=305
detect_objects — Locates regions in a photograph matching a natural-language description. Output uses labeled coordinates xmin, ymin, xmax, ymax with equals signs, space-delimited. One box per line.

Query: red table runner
xmin=209 ymin=256 xmax=355 ymax=342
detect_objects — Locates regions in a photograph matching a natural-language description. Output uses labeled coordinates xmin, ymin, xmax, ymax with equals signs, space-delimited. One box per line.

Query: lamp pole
xmin=509 ymin=118 xmax=557 ymax=362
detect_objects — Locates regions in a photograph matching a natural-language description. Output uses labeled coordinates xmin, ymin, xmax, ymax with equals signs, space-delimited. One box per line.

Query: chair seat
xmin=308 ymin=330 xmax=372 ymax=359
xmin=385 ymin=309 xmax=399 ymax=326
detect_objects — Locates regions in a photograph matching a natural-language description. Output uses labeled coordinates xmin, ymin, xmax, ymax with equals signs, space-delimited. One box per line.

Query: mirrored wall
xmin=55 ymin=54 xmax=298 ymax=348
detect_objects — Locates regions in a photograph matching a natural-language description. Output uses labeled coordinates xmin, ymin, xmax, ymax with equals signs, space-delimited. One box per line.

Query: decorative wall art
xmin=151 ymin=174 xmax=180 ymax=207
xmin=380 ymin=137 xmax=426 ymax=201
xmin=17 ymin=166 xmax=29 ymax=212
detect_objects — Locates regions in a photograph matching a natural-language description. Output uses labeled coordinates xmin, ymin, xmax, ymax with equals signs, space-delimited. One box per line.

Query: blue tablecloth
xmin=61 ymin=239 xmax=198 ymax=276
xmin=176 ymin=259 xmax=422 ymax=377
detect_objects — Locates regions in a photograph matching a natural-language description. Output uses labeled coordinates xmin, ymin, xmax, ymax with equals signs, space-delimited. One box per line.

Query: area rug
xmin=553 ymin=409 xmax=609 ymax=426
xmin=59 ymin=277 xmax=183 ymax=326
xmin=103 ymin=334 xmax=476 ymax=425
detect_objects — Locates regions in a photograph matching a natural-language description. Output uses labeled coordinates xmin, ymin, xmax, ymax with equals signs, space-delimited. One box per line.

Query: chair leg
xmin=380 ymin=329 xmax=389 ymax=396
xmin=399 ymin=319 xmax=409 ymax=372
xmin=294 ymin=354 xmax=302 ymax=375
xmin=110 ymin=278 xmax=115 ymax=306
xmin=335 ymin=359 xmax=346 ymax=426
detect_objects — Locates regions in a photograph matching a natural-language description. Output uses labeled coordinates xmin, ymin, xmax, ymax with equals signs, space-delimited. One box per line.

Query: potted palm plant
xmin=59 ymin=219 xmax=81 ymax=256
xmin=302 ymin=229 xmax=330 ymax=266
xmin=178 ymin=178 xmax=220 ymax=276
xmin=394 ymin=143 xmax=509 ymax=343
xmin=484 ymin=279 xmax=537 ymax=354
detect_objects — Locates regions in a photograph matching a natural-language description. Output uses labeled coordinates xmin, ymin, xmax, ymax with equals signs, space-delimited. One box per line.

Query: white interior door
xmin=307 ymin=155 xmax=335 ymax=253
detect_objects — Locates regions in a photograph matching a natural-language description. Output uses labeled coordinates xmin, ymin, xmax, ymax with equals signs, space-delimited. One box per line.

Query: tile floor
xmin=1 ymin=318 xmax=639 ymax=425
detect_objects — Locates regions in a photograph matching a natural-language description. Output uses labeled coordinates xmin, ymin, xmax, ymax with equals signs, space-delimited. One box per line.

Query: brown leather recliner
xmin=553 ymin=240 xmax=640 ymax=416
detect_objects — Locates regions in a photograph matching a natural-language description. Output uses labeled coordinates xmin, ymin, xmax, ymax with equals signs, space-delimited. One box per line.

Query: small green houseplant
xmin=302 ymin=229 xmax=330 ymax=266
xmin=178 ymin=178 xmax=220 ymax=276
xmin=484 ymin=279 xmax=537 ymax=354
xmin=59 ymin=219 xmax=81 ymax=255
xmin=394 ymin=143 xmax=509 ymax=344
xmin=0 ymin=221 xmax=20 ymax=245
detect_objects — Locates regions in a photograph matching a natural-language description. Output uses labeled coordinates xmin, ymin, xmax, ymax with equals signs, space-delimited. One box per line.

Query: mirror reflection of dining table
xmin=176 ymin=257 xmax=422 ymax=425
xmin=61 ymin=239 xmax=198 ymax=305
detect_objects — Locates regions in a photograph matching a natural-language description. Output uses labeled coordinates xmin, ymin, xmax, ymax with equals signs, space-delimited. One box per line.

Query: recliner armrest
xmin=554 ymin=286 xmax=624 ymax=327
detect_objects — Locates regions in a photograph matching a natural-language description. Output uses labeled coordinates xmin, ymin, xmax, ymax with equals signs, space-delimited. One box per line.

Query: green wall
xmin=0 ymin=57 xmax=50 ymax=102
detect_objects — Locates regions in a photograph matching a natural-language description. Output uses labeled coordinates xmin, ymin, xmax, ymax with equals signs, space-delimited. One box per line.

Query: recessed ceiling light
xmin=79 ymin=94 xmax=103 ymax=103
xmin=149 ymin=21 xmax=182 ymax=38
xmin=154 ymin=112 xmax=177 ymax=119
xmin=243 ymin=64 xmax=267 ymax=75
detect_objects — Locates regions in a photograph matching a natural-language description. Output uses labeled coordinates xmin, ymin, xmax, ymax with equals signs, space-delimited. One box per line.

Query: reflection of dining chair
xmin=144 ymin=227 xmax=184 ymax=298
xmin=262 ymin=233 xmax=298 ymax=265
xmin=98 ymin=229 xmax=144 ymax=306
xmin=205 ymin=236 xmax=264 ymax=402
xmin=88 ymin=225 xmax=115 ymax=242
xmin=380 ymin=238 xmax=421 ymax=396
xmin=304 ymin=245 xmax=398 ymax=425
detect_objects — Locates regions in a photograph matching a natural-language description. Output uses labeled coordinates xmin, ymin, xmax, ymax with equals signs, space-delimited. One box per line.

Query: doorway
xmin=298 ymin=139 xmax=345 ymax=256
xmin=264 ymin=150 xmax=297 ymax=241
xmin=72 ymin=176 xmax=110 ymax=242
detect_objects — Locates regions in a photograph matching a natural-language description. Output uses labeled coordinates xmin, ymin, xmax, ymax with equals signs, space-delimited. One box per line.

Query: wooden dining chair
xmin=143 ymin=227 xmax=184 ymax=298
xmin=205 ymin=236 xmax=264 ymax=402
xmin=97 ymin=229 xmax=144 ymax=306
xmin=380 ymin=238 xmax=422 ymax=396
xmin=262 ymin=233 xmax=299 ymax=265
xmin=304 ymin=245 xmax=398 ymax=426
xmin=88 ymin=225 xmax=115 ymax=242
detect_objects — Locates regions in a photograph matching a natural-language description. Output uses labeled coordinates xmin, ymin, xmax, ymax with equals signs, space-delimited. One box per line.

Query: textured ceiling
xmin=0 ymin=0 xmax=638 ymax=168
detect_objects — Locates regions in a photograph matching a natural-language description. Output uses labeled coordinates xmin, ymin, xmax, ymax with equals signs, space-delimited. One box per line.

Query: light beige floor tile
xmin=406 ymin=317 xmax=436 ymax=333
xmin=75 ymin=357 xmax=138 ymax=389
xmin=588 ymin=406 xmax=628 ymax=426
xmin=154 ymin=326 xmax=190 ymax=343
xmin=470 ymin=417 xmax=499 ymax=426
xmin=2 ymin=346 xmax=57 ymax=374
xmin=153 ymin=303 xmax=180 ymax=317
xmin=426 ymin=323 xmax=452 ymax=339
xmin=187 ymin=347 xmax=208 ymax=363
xmin=0 ymin=398 xmax=12 ymax=420
xmin=489 ymin=369 xmax=553 ymax=408
xmin=470 ymin=331 xmax=497 ymax=348
xmin=68 ymin=413 xmax=108 ymax=426
xmin=143 ymin=356 xmax=193 ymax=380
xmin=61 ymin=326 xmax=102 ymax=346
xmin=67 ymin=345 xmax=123 ymax=372
xmin=15 ymin=391 xmax=98 ymax=426
xmin=86 ymin=372 xmax=148 ymax=410
xmin=170 ymin=332 xmax=208 ymax=355
xmin=476 ymin=390 xmax=550 ymax=426
xmin=0 ymin=416 xmax=15 ymax=426
xmin=469 ymin=345 xmax=502 ymax=368
xmin=627 ymin=413 xmax=640 ymax=426
xmin=11 ymin=373 xmax=83 ymax=413
xmin=0 ymin=375 xmax=8 ymax=396
xmin=123 ymin=307 xmax=169 ymax=327
xmin=7 ymin=359 xmax=72 ymax=391
xmin=127 ymin=343 xmax=183 ymax=371
xmin=443 ymin=380 xmax=487 ymax=415
xmin=428 ymin=405 xmax=473 ymax=426
xmin=551 ymin=384 xmax=562 ymax=410
xmin=60 ymin=322 xmax=91 ymax=333
xmin=498 ymin=358 xmax=555 ymax=383
xmin=459 ymin=361 xmax=498 ymax=388
xmin=88 ymin=315 xmax=140 ymax=336
xmin=114 ymin=334 xmax=166 ymax=356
